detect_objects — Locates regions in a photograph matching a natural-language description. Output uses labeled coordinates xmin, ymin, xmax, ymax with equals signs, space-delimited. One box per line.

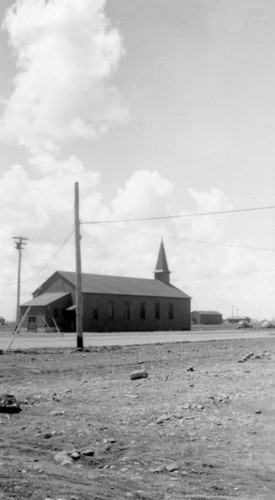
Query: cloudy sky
xmin=1 ymin=0 xmax=275 ymax=321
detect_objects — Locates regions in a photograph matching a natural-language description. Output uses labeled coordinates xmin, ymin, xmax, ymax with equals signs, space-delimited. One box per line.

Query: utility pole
xmin=74 ymin=182 xmax=83 ymax=350
xmin=13 ymin=236 xmax=28 ymax=329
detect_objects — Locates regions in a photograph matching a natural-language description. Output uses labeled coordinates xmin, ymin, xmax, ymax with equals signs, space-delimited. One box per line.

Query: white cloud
xmin=187 ymin=187 xmax=232 ymax=240
xmin=0 ymin=0 xmax=130 ymax=320
xmin=0 ymin=168 xmax=275 ymax=322
xmin=1 ymin=0 xmax=128 ymax=153
xmin=0 ymin=153 xmax=101 ymax=320
xmin=0 ymin=2 xmax=274 ymax=324
xmin=0 ymin=154 xmax=100 ymax=240
xmin=111 ymin=170 xmax=173 ymax=218
xmin=188 ymin=187 xmax=232 ymax=212
xmin=161 ymin=187 xmax=275 ymax=320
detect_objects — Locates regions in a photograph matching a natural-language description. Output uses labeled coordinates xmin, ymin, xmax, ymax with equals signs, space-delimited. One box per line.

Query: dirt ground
xmin=0 ymin=336 xmax=275 ymax=500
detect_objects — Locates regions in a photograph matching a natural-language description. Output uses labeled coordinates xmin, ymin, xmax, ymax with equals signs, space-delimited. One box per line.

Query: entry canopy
xmin=66 ymin=304 xmax=76 ymax=311
xmin=21 ymin=292 xmax=71 ymax=307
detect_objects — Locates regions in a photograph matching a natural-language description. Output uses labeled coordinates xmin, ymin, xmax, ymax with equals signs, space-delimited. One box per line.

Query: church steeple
xmin=154 ymin=239 xmax=171 ymax=285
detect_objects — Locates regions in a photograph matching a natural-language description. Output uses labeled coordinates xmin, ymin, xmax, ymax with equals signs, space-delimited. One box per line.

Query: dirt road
xmin=0 ymin=328 xmax=272 ymax=350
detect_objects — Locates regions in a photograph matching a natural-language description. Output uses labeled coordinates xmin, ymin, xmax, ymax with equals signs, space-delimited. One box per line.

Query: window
xmin=155 ymin=302 xmax=160 ymax=320
xmin=140 ymin=302 xmax=146 ymax=320
xmin=93 ymin=309 xmax=99 ymax=320
xmin=107 ymin=301 xmax=114 ymax=319
xmin=124 ymin=301 xmax=130 ymax=320
xmin=168 ymin=303 xmax=174 ymax=320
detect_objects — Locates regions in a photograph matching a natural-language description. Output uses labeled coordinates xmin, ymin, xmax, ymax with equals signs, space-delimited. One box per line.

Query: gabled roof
xmin=22 ymin=292 xmax=71 ymax=307
xmin=192 ymin=310 xmax=222 ymax=315
xmin=57 ymin=271 xmax=190 ymax=299
xmin=227 ymin=316 xmax=250 ymax=321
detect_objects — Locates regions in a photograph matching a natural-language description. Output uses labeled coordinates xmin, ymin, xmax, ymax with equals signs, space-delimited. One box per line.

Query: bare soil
xmin=0 ymin=336 xmax=275 ymax=500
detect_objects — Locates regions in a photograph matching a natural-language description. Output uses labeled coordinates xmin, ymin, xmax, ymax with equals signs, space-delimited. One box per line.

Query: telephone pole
xmin=74 ymin=182 xmax=83 ymax=350
xmin=13 ymin=236 xmax=28 ymax=328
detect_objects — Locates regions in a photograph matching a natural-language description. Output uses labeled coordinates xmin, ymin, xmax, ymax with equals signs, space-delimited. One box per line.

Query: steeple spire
xmin=154 ymin=239 xmax=171 ymax=285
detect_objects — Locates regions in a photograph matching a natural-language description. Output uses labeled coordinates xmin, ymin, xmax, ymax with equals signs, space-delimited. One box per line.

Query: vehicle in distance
xmin=261 ymin=320 xmax=275 ymax=329
xmin=237 ymin=320 xmax=252 ymax=329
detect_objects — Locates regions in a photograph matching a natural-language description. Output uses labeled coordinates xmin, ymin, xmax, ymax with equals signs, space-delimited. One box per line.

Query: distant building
xmin=20 ymin=241 xmax=191 ymax=333
xmin=192 ymin=310 xmax=223 ymax=325
xmin=0 ymin=316 xmax=5 ymax=325
xmin=226 ymin=316 xmax=251 ymax=324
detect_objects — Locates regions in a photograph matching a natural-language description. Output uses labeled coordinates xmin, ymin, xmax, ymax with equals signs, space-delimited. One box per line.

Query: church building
xmin=20 ymin=241 xmax=191 ymax=332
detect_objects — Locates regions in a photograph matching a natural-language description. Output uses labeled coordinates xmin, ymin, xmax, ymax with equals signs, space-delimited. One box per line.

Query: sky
xmin=0 ymin=0 xmax=275 ymax=321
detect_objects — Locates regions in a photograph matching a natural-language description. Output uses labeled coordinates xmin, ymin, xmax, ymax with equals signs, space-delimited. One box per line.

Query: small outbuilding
xmin=20 ymin=241 xmax=191 ymax=333
xmin=0 ymin=316 xmax=5 ymax=326
xmin=226 ymin=316 xmax=251 ymax=324
xmin=192 ymin=310 xmax=223 ymax=325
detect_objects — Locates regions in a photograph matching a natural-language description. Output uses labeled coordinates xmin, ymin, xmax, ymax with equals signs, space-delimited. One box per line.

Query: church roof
xmin=55 ymin=271 xmax=190 ymax=299
xmin=22 ymin=292 xmax=70 ymax=307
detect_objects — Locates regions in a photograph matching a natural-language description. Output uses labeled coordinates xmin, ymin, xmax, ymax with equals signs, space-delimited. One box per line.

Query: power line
xmin=81 ymin=204 xmax=275 ymax=225
xmin=21 ymin=229 xmax=74 ymax=284
xmin=82 ymin=224 xmax=275 ymax=253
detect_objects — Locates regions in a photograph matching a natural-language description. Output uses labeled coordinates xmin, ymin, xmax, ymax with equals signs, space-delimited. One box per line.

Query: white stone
xmin=61 ymin=458 xmax=73 ymax=466
xmin=54 ymin=450 xmax=70 ymax=463
xmin=50 ymin=410 xmax=65 ymax=416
